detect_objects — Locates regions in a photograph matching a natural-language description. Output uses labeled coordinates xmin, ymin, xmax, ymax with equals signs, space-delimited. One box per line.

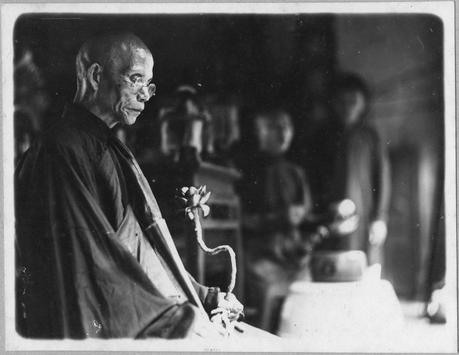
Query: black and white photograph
xmin=1 ymin=2 xmax=457 ymax=352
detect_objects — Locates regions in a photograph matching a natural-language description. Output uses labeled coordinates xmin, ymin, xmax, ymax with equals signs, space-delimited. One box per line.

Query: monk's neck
xmin=80 ymin=102 xmax=118 ymax=129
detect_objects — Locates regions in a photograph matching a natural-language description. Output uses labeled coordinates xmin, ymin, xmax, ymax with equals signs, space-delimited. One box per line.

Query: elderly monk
xmin=15 ymin=33 xmax=245 ymax=339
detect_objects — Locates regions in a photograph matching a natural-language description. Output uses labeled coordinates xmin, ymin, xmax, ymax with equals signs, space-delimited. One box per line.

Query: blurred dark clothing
xmin=15 ymin=104 xmax=219 ymax=339
xmin=329 ymin=123 xmax=390 ymax=256
xmin=291 ymin=120 xmax=342 ymax=212
xmin=238 ymin=152 xmax=313 ymax=267
xmin=240 ymin=153 xmax=310 ymax=211
xmin=237 ymin=152 xmax=314 ymax=329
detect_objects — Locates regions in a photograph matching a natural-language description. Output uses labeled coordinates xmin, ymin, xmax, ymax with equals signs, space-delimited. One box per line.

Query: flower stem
xmin=192 ymin=209 xmax=237 ymax=295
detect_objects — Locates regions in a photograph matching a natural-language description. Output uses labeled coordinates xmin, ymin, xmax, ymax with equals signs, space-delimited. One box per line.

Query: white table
xmin=277 ymin=279 xmax=406 ymax=351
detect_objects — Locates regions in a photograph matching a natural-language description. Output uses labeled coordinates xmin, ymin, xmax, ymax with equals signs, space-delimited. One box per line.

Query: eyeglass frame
xmin=121 ymin=74 xmax=157 ymax=98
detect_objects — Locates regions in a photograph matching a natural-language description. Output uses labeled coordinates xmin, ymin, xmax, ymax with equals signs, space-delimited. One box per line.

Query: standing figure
xmin=326 ymin=73 xmax=391 ymax=264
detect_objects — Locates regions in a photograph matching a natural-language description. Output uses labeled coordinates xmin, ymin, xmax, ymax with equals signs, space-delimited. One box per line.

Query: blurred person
xmin=324 ymin=73 xmax=391 ymax=264
xmin=237 ymin=109 xmax=319 ymax=330
xmin=15 ymin=32 xmax=247 ymax=339
xmin=14 ymin=110 xmax=35 ymax=163
xmin=14 ymin=49 xmax=50 ymax=162
xmin=14 ymin=49 xmax=50 ymax=131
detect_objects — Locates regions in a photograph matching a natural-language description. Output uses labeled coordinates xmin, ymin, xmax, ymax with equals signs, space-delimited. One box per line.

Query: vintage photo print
xmin=1 ymin=1 xmax=457 ymax=352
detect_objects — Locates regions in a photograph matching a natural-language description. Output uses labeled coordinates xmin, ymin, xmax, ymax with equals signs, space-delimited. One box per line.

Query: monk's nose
xmin=137 ymin=86 xmax=151 ymax=102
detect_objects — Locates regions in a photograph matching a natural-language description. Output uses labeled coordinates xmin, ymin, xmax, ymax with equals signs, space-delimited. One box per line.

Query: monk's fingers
xmin=210 ymin=307 xmax=224 ymax=315
xmin=219 ymin=292 xmax=244 ymax=312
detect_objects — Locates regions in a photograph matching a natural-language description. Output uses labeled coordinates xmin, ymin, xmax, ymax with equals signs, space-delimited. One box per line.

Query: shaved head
xmin=73 ymin=32 xmax=154 ymax=127
xmin=74 ymin=32 xmax=152 ymax=104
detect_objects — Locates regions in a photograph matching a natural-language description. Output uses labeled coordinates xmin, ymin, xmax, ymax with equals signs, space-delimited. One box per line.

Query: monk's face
xmin=99 ymin=46 xmax=154 ymax=126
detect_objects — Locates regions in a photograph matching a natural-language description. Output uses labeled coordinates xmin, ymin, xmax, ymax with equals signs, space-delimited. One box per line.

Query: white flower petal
xmin=201 ymin=204 xmax=210 ymax=217
xmin=200 ymin=191 xmax=211 ymax=204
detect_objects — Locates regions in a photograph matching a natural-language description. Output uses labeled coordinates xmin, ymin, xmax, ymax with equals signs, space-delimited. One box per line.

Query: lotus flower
xmin=178 ymin=185 xmax=211 ymax=220
xmin=178 ymin=185 xmax=237 ymax=296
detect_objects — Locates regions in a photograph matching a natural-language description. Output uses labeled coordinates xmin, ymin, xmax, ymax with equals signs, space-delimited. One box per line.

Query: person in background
xmin=14 ymin=49 xmax=50 ymax=132
xmin=237 ymin=108 xmax=318 ymax=331
xmin=324 ymin=73 xmax=391 ymax=265
xmin=14 ymin=111 xmax=35 ymax=164
xmin=14 ymin=49 xmax=50 ymax=162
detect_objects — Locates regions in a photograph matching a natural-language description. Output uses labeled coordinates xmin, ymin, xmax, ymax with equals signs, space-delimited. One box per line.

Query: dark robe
xmin=237 ymin=153 xmax=313 ymax=331
xmin=238 ymin=153 xmax=313 ymax=265
xmin=330 ymin=124 xmax=390 ymax=259
xmin=15 ymin=104 xmax=220 ymax=339
xmin=289 ymin=120 xmax=341 ymax=213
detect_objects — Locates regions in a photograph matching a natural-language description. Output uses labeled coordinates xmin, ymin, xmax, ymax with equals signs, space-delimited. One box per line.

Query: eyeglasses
xmin=123 ymin=75 xmax=157 ymax=97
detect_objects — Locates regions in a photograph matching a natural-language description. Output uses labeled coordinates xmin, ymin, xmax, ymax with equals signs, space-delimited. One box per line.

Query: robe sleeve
xmin=15 ymin=138 xmax=214 ymax=339
xmin=187 ymin=273 xmax=220 ymax=313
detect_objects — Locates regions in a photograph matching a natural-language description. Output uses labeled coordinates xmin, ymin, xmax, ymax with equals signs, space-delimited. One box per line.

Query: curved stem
xmin=192 ymin=209 xmax=237 ymax=295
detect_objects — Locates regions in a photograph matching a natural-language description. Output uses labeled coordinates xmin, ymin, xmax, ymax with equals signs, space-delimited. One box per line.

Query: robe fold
xmin=15 ymin=104 xmax=217 ymax=339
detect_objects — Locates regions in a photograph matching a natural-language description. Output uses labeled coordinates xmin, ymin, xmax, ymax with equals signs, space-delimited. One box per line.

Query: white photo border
xmin=1 ymin=2 xmax=456 ymax=352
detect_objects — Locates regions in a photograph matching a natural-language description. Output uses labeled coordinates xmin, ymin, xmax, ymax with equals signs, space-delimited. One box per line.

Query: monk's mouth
xmin=128 ymin=108 xmax=143 ymax=113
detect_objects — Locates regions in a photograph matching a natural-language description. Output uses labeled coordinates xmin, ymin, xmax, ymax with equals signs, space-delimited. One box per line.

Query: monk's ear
xmin=87 ymin=62 xmax=103 ymax=91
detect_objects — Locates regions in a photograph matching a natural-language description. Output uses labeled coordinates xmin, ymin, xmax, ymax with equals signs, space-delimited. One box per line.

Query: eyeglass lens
xmin=146 ymin=83 xmax=156 ymax=96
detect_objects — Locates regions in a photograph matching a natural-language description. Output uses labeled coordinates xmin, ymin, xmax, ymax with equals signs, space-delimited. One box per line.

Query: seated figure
xmin=15 ymin=32 xmax=249 ymax=339
xmin=237 ymin=109 xmax=319 ymax=331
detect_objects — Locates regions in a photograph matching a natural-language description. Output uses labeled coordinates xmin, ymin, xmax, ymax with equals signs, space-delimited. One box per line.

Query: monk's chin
xmin=122 ymin=111 xmax=141 ymax=125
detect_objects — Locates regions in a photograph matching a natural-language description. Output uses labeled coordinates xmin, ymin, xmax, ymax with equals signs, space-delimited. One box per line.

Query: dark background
xmin=13 ymin=13 xmax=444 ymax=300
xmin=14 ymin=13 xmax=337 ymax=131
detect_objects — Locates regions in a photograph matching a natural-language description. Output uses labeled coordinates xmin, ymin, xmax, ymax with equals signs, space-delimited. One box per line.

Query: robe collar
xmin=63 ymin=103 xmax=114 ymax=143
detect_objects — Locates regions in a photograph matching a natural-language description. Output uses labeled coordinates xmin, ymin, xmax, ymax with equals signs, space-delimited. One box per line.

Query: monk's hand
xmin=190 ymin=306 xmax=228 ymax=338
xmin=369 ymin=220 xmax=388 ymax=246
xmin=213 ymin=292 xmax=244 ymax=322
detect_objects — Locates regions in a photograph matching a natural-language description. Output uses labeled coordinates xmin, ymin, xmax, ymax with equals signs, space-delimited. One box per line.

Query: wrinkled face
xmin=98 ymin=47 xmax=154 ymax=126
xmin=255 ymin=114 xmax=294 ymax=154
xmin=333 ymin=89 xmax=366 ymax=126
